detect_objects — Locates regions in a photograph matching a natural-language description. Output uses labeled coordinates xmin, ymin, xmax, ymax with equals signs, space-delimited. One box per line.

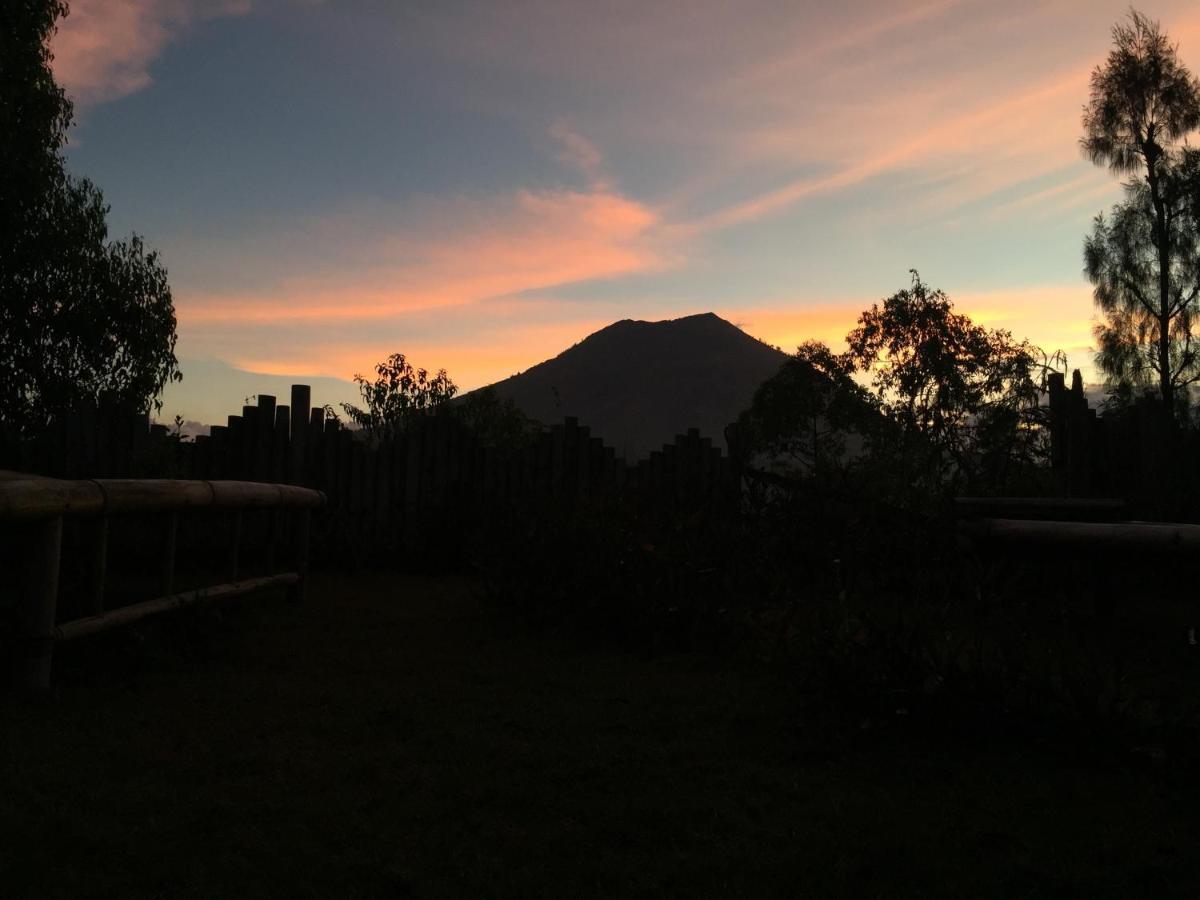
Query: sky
xmin=48 ymin=0 xmax=1200 ymax=427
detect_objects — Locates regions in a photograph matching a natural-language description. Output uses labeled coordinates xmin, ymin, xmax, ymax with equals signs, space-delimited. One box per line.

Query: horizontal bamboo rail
xmin=961 ymin=517 xmax=1200 ymax=552
xmin=0 ymin=474 xmax=323 ymax=519
xmin=1 ymin=471 xmax=324 ymax=693
xmin=955 ymin=496 xmax=1127 ymax=522
xmin=54 ymin=574 xmax=299 ymax=642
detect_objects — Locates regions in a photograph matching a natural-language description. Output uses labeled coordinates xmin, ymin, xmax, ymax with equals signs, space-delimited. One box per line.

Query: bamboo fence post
xmin=404 ymin=428 xmax=422 ymax=548
xmin=161 ymin=511 xmax=179 ymax=598
xmin=226 ymin=415 xmax=243 ymax=479
xmin=273 ymin=405 xmax=290 ymax=484
xmin=376 ymin=445 xmax=392 ymax=530
xmin=228 ymin=510 xmax=243 ymax=582
xmin=575 ymin=425 xmax=591 ymax=497
xmin=563 ymin=418 xmax=579 ymax=499
xmin=94 ymin=405 xmax=112 ymax=477
xmin=444 ymin=419 xmax=458 ymax=508
xmin=193 ymin=434 xmax=210 ymax=478
xmin=432 ymin=416 xmax=449 ymax=506
xmin=290 ymin=385 xmax=311 ymax=486
xmin=588 ymin=436 xmax=603 ymax=492
xmin=288 ymin=508 xmax=312 ymax=604
xmin=241 ymin=405 xmax=258 ymax=480
xmin=551 ymin=423 xmax=565 ymax=490
xmin=264 ymin=508 xmax=279 ymax=572
xmin=350 ymin=440 xmax=365 ymax=539
xmin=130 ymin=412 xmax=150 ymax=477
xmin=209 ymin=425 xmax=227 ymax=479
xmin=83 ymin=515 xmax=109 ymax=615
xmin=256 ymin=395 xmax=276 ymax=481
xmin=1066 ymin=370 xmax=1090 ymax=498
xmin=323 ymin=424 xmax=340 ymax=505
xmin=18 ymin=517 xmax=63 ymax=692
xmin=78 ymin=403 xmax=97 ymax=476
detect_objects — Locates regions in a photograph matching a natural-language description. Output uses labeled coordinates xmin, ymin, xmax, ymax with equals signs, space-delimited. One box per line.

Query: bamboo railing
xmin=0 ymin=471 xmax=324 ymax=692
xmin=956 ymin=495 xmax=1200 ymax=552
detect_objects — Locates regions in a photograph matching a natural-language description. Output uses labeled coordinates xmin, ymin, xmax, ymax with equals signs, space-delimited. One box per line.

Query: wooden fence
xmin=0 ymin=471 xmax=324 ymax=692
xmin=0 ymin=386 xmax=741 ymax=551
xmin=1046 ymin=370 xmax=1198 ymax=513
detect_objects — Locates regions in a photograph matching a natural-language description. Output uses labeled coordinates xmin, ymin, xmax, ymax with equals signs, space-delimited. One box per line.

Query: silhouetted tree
xmin=1 ymin=1 xmax=180 ymax=431
xmin=1086 ymin=149 xmax=1200 ymax=418
xmin=341 ymin=353 xmax=457 ymax=440
xmin=453 ymin=386 xmax=541 ymax=450
xmin=736 ymin=341 xmax=879 ymax=481
xmin=1082 ymin=10 xmax=1200 ymax=423
xmin=845 ymin=271 xmax=1043 ymax=488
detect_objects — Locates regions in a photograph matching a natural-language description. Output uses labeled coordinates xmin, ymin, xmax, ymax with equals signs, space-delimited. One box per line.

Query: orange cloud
xmin=170 ymin=184 xmax=672 ymax=387
xmin=177 ymin=188 xmax=666 ymax=326
xmin=235 ymin=317 xmax=615 ymax=389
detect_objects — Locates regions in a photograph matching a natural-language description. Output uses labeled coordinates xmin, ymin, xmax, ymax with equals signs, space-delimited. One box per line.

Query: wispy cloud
xmin=178 ymin=186 xmax=666 ymax=327
xmin=50 ymin=0 xmax=249 ymax=106
xmin=170 ymin=180 xmax=675 ymax=384
xmin=549 ymin=120 xmax=609 ymax=190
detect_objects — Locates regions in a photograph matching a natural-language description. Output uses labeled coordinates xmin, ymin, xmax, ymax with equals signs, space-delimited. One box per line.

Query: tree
xmin=1085 ymin=149 xmax=1200 ymax=413
xmin=1 ymin=1 xmax=180 ymax=432
xmin=735 ymin=341 xmax=879 ymax=481
xmin=844 ymin=271 xmax=1044 ymax=488
xmin=1081 ymin=10 xmax=1200 ymax=422
xmin=453 ymin=386 xmax=540 ymax=450
xmin=341 ymin=353 xmax=457 ymax=440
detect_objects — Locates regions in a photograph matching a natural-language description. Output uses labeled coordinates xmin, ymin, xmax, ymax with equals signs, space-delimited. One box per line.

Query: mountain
xmin=472 ymin=313 xmax=789 ymax=459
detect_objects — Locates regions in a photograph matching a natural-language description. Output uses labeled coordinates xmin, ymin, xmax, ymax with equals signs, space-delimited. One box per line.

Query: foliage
xmin=341 ymin=353 xmax=457 ymax=441
xmin=844 ymin=271 xmax=1045 ymax=491
xmin=1085 ymin=149 xmax=1200 ymax=403
xmin=734 ymin=341 xmax=881 ymax=482
xmin=452 ymin=386 xmax=542 ymax=451
xmin=1081 ymin=9 xmax=1200 ymax=417
xmin=1081 ymin=9 xmax=1200 ymax=176
xmin=0 ymin=1 xmax=181 ymax=432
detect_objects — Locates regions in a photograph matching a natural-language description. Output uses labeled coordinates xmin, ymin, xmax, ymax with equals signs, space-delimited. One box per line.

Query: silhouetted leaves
xmin=735 ymin=340 xmax=881 ymax=484
xmin=1082 ymin=10 xmax=1200 ymax=418
xmin=341 ymin=353 xmax=457 ymax=441
xmin=1085 ymin=150 xmax=1200 ymax=410
xmin=844 ymin=272 xmax=1046 ymax=493
xmin=1 ymin=1 xmax=180 ymax=432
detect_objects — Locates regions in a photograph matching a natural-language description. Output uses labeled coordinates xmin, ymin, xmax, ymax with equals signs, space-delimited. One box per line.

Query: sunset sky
xmin=49 ymin=0 xmax=1200 ymax=426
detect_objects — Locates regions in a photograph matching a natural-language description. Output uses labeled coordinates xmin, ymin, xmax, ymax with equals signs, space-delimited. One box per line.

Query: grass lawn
xmin=2 ymin=572 xmax=1198 ymax=898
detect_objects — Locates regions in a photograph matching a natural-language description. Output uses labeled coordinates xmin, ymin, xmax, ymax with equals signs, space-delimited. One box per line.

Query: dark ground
xmin=2 ymin=573 xmax=1198 ymax=898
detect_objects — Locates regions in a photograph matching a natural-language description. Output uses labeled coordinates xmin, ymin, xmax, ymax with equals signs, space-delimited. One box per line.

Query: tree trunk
xmin=1149 ymin=164 xmax=1175 ymax=428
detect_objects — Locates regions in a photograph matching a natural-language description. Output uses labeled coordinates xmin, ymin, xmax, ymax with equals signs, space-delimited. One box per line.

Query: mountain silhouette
xmin=471 ymin=313 xmax=789 ymax=458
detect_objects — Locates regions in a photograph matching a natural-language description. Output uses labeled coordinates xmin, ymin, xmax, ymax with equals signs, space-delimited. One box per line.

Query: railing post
xmin=18 ymin=517 xmax=63 ymax=693
xmin=228 ymin=510 xmax=243 ymax=583
xmin=288 ymin=508 xmax=312 ymax=604
xmin=264 ymin=509 xmax=278 ymax=572
xmin=83 ymin=515 xmax=109 ymax=615
xmin=161 ymin=511 xmax=179 ymax=597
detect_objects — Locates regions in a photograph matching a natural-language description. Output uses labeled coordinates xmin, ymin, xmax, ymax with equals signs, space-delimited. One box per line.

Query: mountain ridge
xmin=469 ymin=312 xmax=789 ymax=458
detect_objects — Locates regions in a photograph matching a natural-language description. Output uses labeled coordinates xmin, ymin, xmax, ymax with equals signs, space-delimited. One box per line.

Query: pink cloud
xmin=50 ymin=0 xmax=249 ymax=106
xmin=651 ymin=3 xmax=1200 ymax=233
xmin=169 ymin=184 xmax=672 ymax=384
xmin=177 ymin=187 xmax=666 ymax=328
